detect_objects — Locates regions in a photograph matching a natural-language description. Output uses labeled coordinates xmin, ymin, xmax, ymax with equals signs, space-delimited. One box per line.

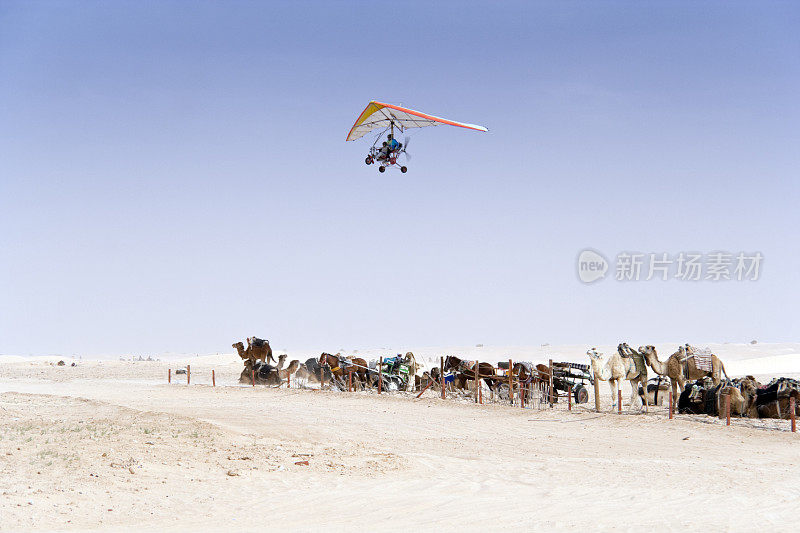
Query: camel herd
xmin=232 ymin=337 xmax=301 ymax=386
xmin=587 ymin=343 xmax=799 ymax=420
xmin=228 ymin=337 xmax=799 ymax=420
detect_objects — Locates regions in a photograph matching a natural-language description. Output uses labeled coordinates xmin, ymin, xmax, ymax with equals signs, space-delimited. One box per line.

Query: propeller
xmin=401 ymin=136 xmax=412 ymax=160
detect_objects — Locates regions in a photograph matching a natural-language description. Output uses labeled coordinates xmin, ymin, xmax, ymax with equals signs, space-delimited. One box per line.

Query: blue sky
xmin=1 ymin=1 xmax=798 ymax=355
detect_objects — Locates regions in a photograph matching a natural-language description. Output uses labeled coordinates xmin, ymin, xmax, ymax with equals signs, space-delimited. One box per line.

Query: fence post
xmin=474 ymin=363 xmax=479 ymax=404
xmin=378 ymin=357 xmax=383 ymax=395
xmin=348 ymin=370 xmax=353 ymax=392
xmin=617 ymin=388 xmax=622 ymax=414
xmin=508 ymin=359 xmax=514 ymax=406
xmin=593 ymin=373 xmax=601 ymax=413
xmin=725 ymin=393 xmax=731 ymax=426
xmin=168 ymin=368 xmax=171 ymax=384
xmin=791 ymin=397 xmax=796 ymax=432
xmin=568 ymin=385 xmax=572 ymax=411
xmin=440 ymin=356 xmax=445 ymax=399
xmin=212 ymin=369 xmax=215 ymax=387
xmin=251 ymin=369 xmax=255 ymax=387
xmin=187 ymin=365 xmax=190 ymax=385
xmin=548 ymin=359 xmax=554 ymax=407
xmin=287 ymin=373 xmax=290 ymax=389
xmin=669 ymin=390 xmax=673 ymax=419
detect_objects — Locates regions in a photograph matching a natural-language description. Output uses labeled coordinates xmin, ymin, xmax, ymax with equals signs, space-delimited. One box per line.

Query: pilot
xmin=387 ymin=133 xmax=400 ymax=153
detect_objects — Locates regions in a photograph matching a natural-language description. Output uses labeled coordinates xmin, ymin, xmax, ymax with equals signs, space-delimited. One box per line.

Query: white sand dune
xmin=1 ymin=342 xmax=798 ymax=531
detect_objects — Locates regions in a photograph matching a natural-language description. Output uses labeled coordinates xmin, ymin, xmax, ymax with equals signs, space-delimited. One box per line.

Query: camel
xmin=638 ymin=378 xmax=670 ymax=406
xmin=278 ymin=360 xmax=300 ymax=382
xmin=232 ymin=341 xmax=250 ymax=362
xmin=239 ymin=358 xmax=280 ymax=385
xmin=717 ymin=378 xmax=759 ymax=419
xmin=586 ymin=347 xmax=648 ymax=411
xmin=638 ymin=344 xmax=729 ymax=408
xmin=756 ymin=378 xmax=800 ymax=419
xmin=247 ymin=337 xmax=275 ymax=365
xmin=232 ymin=339 xmax=274 ymax=365
xmin=276 ymin=354 xmax=287 ymax=371
xmin=402 ymin=352 xmax=420 ymax=391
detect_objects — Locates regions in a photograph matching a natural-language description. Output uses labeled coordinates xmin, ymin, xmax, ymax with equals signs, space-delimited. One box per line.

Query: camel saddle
xmin=251 ymin=337 xmax=269 ymax=347
xmin=682 ymin=347 xmax=713 ymax=372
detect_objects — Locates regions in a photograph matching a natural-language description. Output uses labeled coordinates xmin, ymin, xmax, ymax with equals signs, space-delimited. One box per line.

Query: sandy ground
xmin=1 ymin=349 xmax=798 ymax=532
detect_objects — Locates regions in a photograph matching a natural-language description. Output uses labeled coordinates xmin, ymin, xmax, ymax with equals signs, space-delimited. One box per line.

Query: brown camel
xmin=232 ymin=341 xmax=251 ymax=362
xmin=279 ymin=360 xmax=300 ymax=382
xmin=276 ymin=354 xmax=287 ymax=371
xmin=638 ymin=344 xmax=729 ymax=408
xmin=247 ymin=337 xmax=275 ymax=365
xmin=717 ymin=378 xmax=759 ymax=419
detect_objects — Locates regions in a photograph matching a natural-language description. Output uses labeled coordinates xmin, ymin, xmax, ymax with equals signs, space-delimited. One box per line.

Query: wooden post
xmin=251 ymin=369 xmax=255 ymax=387
xmin=568 ymin=385 xmax=572 ymax=411
xmin=287 ymin=373 xmax=290 ymax=389
xmin=548 ymin=359 xmax=554 ymax=407
xmin=725 ymin=393 xmax=731 ymax=426
xmin=508 ymin=359 xmax=514 ymax=406
xmin=617 ymin=388 xmax=622 ymax=414
xmin=348 ymin=370 xmax=353 ymax=392
xmin=474 ymin=363 xmax=479 ymax=404
xmin=378 ymin=357 xmax=383 ymax=395
xmin=594 ymin=374 xmax=601 ymax=413
xmin=187 ymin=365 xmax=190 ymax=385
xmin=479 ymin=372 xmax=482 ymax=405
xmin=790 ymin=397 xmax=796 ymax=432
xmin=669 ymin=390 xmax=673 ymax=419
xmin=212 ymin=369 xmax=215 ymax=387
xmin=440 ymin=356 xmax=445 ymax=400
xmin=168 ymin=368 xmax=171 ymax=383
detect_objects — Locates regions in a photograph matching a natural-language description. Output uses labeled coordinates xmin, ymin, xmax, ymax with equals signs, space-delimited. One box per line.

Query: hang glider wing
xmin=346 ymin=101 xmax=488 ymax=141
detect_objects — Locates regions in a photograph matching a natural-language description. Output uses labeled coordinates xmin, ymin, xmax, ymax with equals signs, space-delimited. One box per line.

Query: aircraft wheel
xmin=378 ymin=166 xmax=385 ymax=173
xmin=400 ymin=166 xmax=407 ymax=173
xmin=365 ymin=156 xmax=373 ymax=165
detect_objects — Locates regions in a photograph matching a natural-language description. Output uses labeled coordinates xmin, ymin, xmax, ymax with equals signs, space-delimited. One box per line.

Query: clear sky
xmin=1 ymin=1 xmax=798 ymax=355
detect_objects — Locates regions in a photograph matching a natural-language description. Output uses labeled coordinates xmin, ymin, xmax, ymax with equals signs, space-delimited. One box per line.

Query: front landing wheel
xmin=400 ymin=166 xmax=407 ymax=173
xmin=378 ymin=166 xmax=385 ymax=173
xmin=365 ymin=156 xmax=373 ymax=165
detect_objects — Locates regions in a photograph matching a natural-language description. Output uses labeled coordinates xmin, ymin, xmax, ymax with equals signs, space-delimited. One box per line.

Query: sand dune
xmin=1 ymin=343 xmax=798 ymax=531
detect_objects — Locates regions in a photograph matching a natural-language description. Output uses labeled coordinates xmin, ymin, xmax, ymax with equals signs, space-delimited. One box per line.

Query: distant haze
xmin=1 ymin=2 xmax=798 ymax=355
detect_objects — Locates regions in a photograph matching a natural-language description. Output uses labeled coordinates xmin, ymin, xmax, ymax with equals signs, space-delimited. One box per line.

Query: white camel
xmin=587 ymin=347 xmax=648 ymax=411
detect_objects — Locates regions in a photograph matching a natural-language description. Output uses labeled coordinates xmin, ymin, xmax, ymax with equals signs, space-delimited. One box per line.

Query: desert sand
xmin=1 ymin=343 xmax=798 ymax=531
